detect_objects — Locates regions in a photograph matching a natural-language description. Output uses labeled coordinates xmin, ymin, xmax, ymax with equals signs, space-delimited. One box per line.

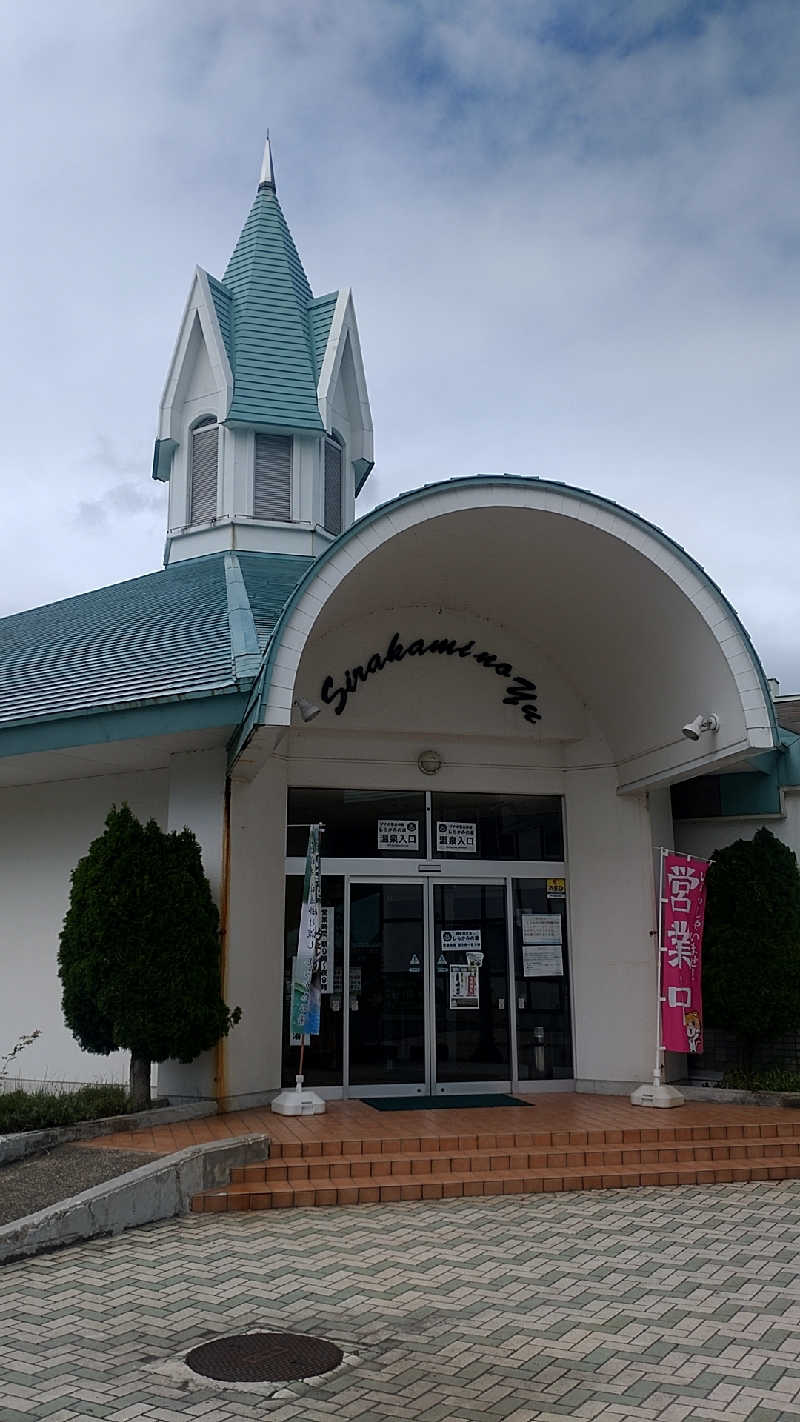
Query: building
xmin=1 ymin=143 xmax=798 ymax=1104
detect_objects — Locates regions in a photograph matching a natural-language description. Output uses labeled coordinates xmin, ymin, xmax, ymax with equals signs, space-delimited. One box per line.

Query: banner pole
xmin=652 ymin=846 xmax=666 ymax=1091
xmin=272 ymin=822 xmax=326 ymax=1116
xmin=631 ymin=845 xmax=685 ymax=1108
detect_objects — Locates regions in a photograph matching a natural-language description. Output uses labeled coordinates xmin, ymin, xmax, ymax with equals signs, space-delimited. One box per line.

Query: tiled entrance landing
xmin=88 ymin=1094 xmax=800 ymax=1211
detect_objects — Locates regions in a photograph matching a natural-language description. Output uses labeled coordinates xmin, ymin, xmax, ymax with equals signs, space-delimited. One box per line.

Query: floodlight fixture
xmin=681 ymin=713 xmax=720 ymax=742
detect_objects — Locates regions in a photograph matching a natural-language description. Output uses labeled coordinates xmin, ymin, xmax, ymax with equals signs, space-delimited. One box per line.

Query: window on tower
xmin=189 ymin=416 xmax=219 ymax=525
xmin=324 ymin=434 xmax=343 ymax=536
xmin=254 ymin=434 xmax=291 ymax=520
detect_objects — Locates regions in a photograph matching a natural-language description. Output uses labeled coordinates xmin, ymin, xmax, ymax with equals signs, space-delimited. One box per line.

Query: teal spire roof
xmin=220 ymin=153 xmax=330 ymax=433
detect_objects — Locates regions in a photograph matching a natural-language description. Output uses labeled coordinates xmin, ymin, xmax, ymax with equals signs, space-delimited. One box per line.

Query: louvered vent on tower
xmin=190 ymin=419 xmax=219 ymax=525
xmin=254 ymin=434 xmax=291 ymax=520
xmin=324 ymin=437 xmax=343 ymax=536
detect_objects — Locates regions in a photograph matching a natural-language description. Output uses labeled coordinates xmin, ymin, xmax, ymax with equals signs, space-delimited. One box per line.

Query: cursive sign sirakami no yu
xmin=320 ymin=631 xmax=542 ymax=727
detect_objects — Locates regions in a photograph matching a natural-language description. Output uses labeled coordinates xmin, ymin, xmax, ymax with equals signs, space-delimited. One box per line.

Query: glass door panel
xmin=433 ymin=882 xmax=510 ymax=1088
xmin=511 ymin=878 xmax=574 ymax=1081
xmin=348 ymin=881 xmax=426 ymax=1089
xmin=281 ymin=875 xmax=344 ymax=1088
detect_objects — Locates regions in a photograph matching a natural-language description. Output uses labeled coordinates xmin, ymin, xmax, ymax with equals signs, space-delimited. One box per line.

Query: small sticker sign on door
xmin=440 ymin=929 xmax=482 ymax=953
xmin=436 ymin=821 xmax=477 ymax=853
xmin=378 ymin=819 xmax=419 ymax=851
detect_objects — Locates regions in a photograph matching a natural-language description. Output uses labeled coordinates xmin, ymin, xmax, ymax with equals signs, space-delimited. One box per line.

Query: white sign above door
xmin=377 ymin=819 xmax=419 ymax=851
xmin=436 ymin=821 xmax=477 ymax=853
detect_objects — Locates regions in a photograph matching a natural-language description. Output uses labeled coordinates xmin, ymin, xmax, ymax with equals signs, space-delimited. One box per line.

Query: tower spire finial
xmin=258 ymin=134 xmax=276 ymax=193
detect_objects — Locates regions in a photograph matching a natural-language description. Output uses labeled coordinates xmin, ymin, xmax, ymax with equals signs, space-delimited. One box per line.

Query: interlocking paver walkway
xmin=4 ymin=1181 xmax=800 ymax=1420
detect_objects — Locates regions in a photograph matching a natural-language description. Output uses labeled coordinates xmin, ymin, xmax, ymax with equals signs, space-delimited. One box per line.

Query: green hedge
xmin=0 ymin=1083 xmax=130 ymax=1133
xmin=719 ymin=1067 xmax=800 ymax=1093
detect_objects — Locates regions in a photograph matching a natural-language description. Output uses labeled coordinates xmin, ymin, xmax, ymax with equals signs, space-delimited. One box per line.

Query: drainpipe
xmin=215 ymin=775 xmax=233 ymax=1106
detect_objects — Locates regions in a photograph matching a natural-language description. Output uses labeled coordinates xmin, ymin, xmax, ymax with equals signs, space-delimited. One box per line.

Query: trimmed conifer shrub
xmin=703 ymin=827 xmax=800 ymax=1068
xmin=58 ymin=804 xmax=240 ymax=1109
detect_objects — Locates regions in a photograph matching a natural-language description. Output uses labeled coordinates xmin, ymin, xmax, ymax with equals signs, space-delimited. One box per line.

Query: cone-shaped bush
xmin=703 ymin=827 xmax=800 ymax=1066
xmin=58 ymin=804 xmax=239 ymax=1108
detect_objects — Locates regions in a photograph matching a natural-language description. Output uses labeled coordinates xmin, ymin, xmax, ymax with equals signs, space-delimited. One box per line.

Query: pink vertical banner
xmin=661 ymin=852 xmax=708 ymax=1054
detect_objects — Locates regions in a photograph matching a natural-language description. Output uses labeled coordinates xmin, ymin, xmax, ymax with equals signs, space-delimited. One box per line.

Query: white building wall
xmin=566 ymin=774 xmax=657 ymax=1089
xmin=222 ymin=757 xmax=288 ymax=1104
xmin=675 ymin=801 xmax=800 ymax=861
xmin=0 ymin=770 xmax=167 ymax=1087
xmin=158 ymin=748 xmax=228 ymax=1100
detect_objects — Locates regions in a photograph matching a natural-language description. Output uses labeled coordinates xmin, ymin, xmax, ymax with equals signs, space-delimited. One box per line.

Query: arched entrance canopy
xmin=230 ymin=476 xmax=777 ymax=792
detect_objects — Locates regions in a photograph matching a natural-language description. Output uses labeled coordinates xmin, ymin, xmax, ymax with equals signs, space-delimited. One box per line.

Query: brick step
xmin=233 ymin=1135 xmax=800 ymax=1186
xmin=270 ymin=1121 xmax=800 ymax=1160
xmin=192 ymin=1155 xmax=800 ymax=1212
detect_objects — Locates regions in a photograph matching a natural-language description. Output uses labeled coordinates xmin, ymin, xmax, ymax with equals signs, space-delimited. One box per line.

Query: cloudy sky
xmin=2 ymin=1 xmax=798 ymax=684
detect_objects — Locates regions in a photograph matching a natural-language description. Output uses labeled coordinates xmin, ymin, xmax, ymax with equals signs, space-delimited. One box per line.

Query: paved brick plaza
xmin=4 ymin=1180 xmax=800 ymax=1420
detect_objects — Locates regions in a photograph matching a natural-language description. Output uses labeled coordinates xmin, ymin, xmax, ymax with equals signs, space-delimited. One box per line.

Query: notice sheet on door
xmin=521 ymin=914 xmax=562 ymax=945
xmin=522 ymin=943 xmax=564 ymax=977
xmin=450 ymin=964 xmax=479 ymax=1009
xmin=521 ymin=913 xmax=563 ymax=977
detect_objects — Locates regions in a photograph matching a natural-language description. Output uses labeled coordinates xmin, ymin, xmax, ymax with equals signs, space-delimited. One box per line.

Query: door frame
xmin=345 ymin=874 xmax=430 ymax=1099
xmin=427 ymin=875 xmax=512 ymax=1096
xmin=282 ymin=854 xmax=574 ymax=1099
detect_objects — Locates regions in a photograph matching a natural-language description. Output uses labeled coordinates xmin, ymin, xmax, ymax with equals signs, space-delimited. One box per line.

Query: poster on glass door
xmin=318 ymin=907 xmax=334 ymax=993
xmin=449 ymin=964 xmax=479 ymax=1009
xmin=521 ymin=912 xmax=563 ymax=977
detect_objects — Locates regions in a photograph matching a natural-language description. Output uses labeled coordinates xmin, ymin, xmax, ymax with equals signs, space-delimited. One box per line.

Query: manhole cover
xmin=185 ymin=1331 xmax=343 ymax=1383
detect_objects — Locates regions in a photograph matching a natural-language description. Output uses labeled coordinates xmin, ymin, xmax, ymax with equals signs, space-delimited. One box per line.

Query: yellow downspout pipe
xmin=215 ymin=775 xmax=232 ymax=1107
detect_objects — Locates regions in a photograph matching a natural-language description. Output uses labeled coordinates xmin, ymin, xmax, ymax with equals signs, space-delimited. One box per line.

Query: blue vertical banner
xmin=289 ymin=824 xmax=322 ymax=1042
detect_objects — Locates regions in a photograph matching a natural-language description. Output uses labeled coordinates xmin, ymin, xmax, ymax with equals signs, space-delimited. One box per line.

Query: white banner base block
xmin=630 ymin=1082 xmax=685 ymax=1109
xmin=271 ymin=1076 xmax=327 ymax=1116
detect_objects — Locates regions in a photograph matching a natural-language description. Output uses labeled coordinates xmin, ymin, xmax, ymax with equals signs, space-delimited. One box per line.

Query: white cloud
xmin=0 ymin=0 xmax=798 ymax=685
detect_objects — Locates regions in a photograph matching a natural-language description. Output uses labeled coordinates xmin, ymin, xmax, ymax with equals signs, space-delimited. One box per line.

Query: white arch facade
xmin=244 ymin=477 xmax=774 ymax=792
xmin=200 ymin=478 xmax=779 ymax=1108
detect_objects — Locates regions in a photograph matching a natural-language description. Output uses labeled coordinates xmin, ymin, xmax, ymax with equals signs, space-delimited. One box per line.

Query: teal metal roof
xmin=222 ymin=188 xmax=324 ymax=432
xmin=0 ymin=551 xmax=311 ymax=745
xmin=206 ymin=273 xmax=234 ymax=370
xmin=308 ymin=292 xmax=338 ymax=382
xmin=238 ymin=552 xmax=315 ymax=648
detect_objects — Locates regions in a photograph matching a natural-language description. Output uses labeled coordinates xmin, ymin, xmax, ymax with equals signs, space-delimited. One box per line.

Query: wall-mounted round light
xmin=417 ymin=749 xmax=442 ymax=775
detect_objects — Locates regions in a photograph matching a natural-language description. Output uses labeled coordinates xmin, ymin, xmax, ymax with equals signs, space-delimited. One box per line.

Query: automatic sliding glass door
xmin=345 ymin=877 xmax=512 ymax=1096
xmin=347 ymin=880 xmax=427 ymax=1094
xmin=432 ymin=881 xmax=511 ymax=1093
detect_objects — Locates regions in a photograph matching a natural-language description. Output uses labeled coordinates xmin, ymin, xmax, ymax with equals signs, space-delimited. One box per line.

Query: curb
xmin=0 ymin=1133 xmax=268 ymax=1264
xmin=681 ymin=1085 xmax=800 ymax=1108
xmin=0 ymin=1098 xmax=218 ymax=1166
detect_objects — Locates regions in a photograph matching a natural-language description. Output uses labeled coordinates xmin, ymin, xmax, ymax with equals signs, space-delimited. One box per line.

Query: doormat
xmin=361 ymin=1094 xmax=531 ymax=1111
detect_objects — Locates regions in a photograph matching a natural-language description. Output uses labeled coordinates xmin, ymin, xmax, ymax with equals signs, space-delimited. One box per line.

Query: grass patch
xmin=718 ymin=1067 xmax=800 ymax=1093
xmin=0 ymin=1083 xmax=130 ymax=1133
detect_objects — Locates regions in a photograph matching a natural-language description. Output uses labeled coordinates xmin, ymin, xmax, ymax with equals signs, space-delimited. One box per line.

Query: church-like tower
xmin=152 ymin=140 xmax=373 ymax=565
